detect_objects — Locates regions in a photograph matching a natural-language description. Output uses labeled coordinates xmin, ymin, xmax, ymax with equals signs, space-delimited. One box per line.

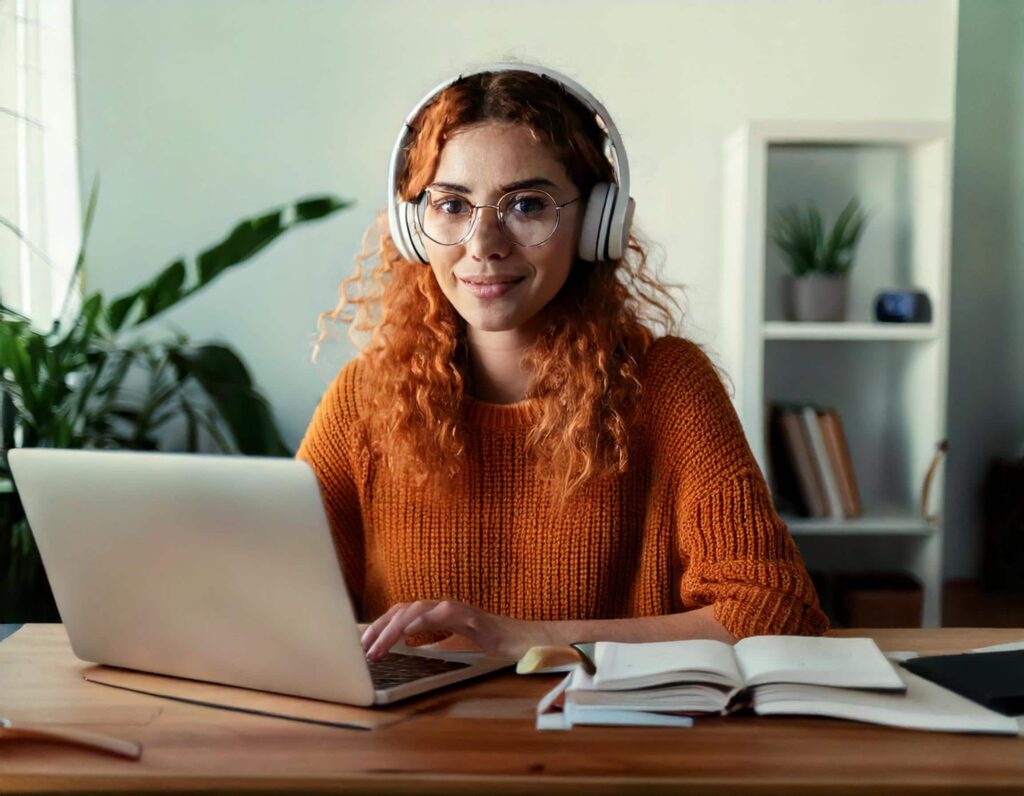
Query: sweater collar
xmin=462 ymin=394 xmax=540 ymax=428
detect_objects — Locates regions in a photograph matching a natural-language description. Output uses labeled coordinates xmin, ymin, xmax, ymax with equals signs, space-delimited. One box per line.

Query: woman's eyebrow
xmin=428 ymin=177 xmax=558 ymax=194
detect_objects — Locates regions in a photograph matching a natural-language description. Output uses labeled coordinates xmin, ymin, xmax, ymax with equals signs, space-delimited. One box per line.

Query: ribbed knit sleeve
xmin=295 ymin=359 xmax=368 ymax=616
xmin=648 ymin=338 xmax=828 ymax=639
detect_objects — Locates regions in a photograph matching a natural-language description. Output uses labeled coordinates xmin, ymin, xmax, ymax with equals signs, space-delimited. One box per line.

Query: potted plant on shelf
xmin=770 ymin=197 xmax=870 ymax=322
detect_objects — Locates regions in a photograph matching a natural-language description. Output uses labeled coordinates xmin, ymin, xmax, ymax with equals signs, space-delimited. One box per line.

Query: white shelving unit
xmin=719 ymin=121 xmax=952 ymax=627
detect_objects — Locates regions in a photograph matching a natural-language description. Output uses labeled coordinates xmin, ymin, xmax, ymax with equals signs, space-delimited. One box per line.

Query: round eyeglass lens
xmin=417 ymin=190 xmax=560 ymax=247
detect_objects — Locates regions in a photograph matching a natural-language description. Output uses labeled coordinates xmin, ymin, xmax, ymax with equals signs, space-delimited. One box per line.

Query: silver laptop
xmin=7 ymin=448 xmax=511 ymax=706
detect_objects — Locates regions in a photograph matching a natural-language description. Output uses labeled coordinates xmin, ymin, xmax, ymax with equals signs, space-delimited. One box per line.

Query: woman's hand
xmin=360 ymin=599 xmax=550 ymax=661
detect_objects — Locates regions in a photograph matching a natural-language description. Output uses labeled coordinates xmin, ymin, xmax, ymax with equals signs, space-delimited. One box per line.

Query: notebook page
xmin=734 ymin=636 xmax=905 ymax=689
xmin=593 ymin=639 xmax=743 ymax=690
xmin=752 ymin=667 xmax=1020 ymax=735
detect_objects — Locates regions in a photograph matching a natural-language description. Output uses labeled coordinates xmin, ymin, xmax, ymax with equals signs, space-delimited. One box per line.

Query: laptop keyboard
xmin=368 ymin=651 xmax=472 ymax=691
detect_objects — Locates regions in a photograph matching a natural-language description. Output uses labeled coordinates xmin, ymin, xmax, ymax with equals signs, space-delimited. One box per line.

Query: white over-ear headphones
xmin=386 ymin=63 xmax=635 ymax=265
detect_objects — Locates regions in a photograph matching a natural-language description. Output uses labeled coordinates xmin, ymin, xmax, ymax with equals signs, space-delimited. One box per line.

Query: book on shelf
xmin=535 ymin=637 xmax=1022 ymax=735
xmin=766 ymin=404 xmax=809 ymax=517
xmin=767 ymin=403 xmax=862 ymax=520
xmin=772 ymin=404 xmax=827 ymax=517
xmin=801 ymin=405 xmax=845 ymax=519
xmin=819 ymin=407 xmax=862 ymax=516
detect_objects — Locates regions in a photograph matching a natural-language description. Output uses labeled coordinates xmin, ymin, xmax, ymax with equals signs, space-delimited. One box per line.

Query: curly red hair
xmin=315 ymin=68 xmax=685 ymax=507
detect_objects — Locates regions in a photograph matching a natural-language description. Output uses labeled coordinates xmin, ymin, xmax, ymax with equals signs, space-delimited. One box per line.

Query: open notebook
xmin=536 ymin=636 xmax=1022 ymax=734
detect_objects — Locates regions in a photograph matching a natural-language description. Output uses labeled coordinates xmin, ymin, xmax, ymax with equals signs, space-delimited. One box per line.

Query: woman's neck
xmin=464 ymin=326 xmax=536 ymax=404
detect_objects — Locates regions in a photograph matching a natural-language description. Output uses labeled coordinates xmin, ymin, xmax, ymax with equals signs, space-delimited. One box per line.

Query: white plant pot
xmin=784 ymin=274 xmax=849 ymax=322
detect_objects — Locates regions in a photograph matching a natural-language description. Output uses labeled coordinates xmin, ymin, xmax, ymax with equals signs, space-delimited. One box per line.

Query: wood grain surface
xmin=1 ymin=624 xmax=1022 ymax=794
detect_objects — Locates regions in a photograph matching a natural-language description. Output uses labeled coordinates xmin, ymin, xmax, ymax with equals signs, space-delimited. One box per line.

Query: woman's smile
xmin=458 ymin=273 xmax=527 ymax=299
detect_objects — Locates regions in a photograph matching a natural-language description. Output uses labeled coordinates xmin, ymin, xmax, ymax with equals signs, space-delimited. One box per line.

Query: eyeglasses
xmin=415 ymin=188 xmax=581 ymax=248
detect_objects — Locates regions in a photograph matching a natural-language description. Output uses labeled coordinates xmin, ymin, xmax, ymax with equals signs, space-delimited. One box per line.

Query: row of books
xmin=766 ymin=403 xmax=862 ymax=519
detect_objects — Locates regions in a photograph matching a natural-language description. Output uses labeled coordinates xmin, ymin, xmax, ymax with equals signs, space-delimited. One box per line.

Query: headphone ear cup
xmin=609 ymin=196 xmax=636 ymax=261
xmin=578 ymin=183 xmax=614 ymax=262
xmin=393 ymin=200 xmax=429 ymax=264
xmin=389 ymin=200 xmax=416 ymax=263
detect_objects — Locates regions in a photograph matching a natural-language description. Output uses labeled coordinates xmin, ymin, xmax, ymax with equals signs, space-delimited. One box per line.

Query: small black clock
xmin=874 ymin=289 xmax=932 ymax=323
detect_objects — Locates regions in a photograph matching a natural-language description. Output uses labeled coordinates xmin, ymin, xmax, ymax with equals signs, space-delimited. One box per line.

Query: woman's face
xmin=420 ymin=122 xmax=583 ymax=338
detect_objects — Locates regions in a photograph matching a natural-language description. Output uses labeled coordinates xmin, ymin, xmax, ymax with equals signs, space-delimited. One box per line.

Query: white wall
xmin=73 ymin=1 xmax=967 ymax=563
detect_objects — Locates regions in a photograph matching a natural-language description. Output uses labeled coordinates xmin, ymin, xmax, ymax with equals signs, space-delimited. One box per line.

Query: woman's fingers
xmin=403 ymin=601 xmax=476 ymax=639
xmin=361 ymin=601 xmax=541 ymax=662
xmin=365 ymin=601 xmax=445 ymax=661
xmin=360 ymin=601 xmax=419 ymax=650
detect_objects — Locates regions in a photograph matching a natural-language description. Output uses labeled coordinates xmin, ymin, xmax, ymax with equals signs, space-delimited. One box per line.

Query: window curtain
xmin=0 ymin=0 xmax=82 ymax=331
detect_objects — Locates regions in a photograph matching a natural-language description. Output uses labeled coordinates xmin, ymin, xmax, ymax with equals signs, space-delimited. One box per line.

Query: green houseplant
xmin=0 ymin=182 xmax=351 ymax=620
xmin=770 ymin=197 xmax=870 ymax=322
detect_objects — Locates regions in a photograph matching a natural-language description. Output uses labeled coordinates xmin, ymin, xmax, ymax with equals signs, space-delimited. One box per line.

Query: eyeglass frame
xmin=414 ymin=188 xmax=582 ymax=248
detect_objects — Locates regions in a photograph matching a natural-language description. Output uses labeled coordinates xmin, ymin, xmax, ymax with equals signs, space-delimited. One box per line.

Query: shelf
xmin=721 ymin=120 xmax=952 ymax=627
xmin=782 ymin=512 xmax=938 ymax=537
xmin=763 ymin=322 xmax=938 ymax=341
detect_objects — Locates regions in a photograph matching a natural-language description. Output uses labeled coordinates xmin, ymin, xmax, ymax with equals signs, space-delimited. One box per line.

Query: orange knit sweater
xmin=296 ymin=336 xmax=828 ymax=640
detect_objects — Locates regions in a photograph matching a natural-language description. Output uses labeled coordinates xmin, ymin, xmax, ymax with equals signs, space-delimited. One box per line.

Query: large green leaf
xmin=106 ymin=194 xmax=351 ymax=333
xmin=143 ymin=260 xmax=187 ymax=318
xmin=169 ymin=344 xmax=290 ymax=456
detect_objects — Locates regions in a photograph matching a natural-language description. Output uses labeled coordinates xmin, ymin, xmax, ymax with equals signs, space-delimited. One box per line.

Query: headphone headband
xmin=386 ymin=63 xmax=635 ymax=264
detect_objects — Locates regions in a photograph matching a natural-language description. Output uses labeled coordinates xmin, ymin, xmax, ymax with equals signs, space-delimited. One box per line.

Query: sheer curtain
xmin=0 ymin=0 xmax=82 ymax=331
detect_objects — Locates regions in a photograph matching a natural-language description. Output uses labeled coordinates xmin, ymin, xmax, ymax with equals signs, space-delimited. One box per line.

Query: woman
xmin=297 ymin=64 xmax=827 ymax=663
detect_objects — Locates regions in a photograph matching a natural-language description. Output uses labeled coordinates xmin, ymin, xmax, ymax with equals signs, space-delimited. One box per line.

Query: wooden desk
xmin=1 ymin=625 xmax=1022 ymax=794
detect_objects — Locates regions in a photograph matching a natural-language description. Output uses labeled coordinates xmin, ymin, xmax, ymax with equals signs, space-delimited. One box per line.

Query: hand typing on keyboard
xmin=360 ymin=599 xmax=552 ymax=663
